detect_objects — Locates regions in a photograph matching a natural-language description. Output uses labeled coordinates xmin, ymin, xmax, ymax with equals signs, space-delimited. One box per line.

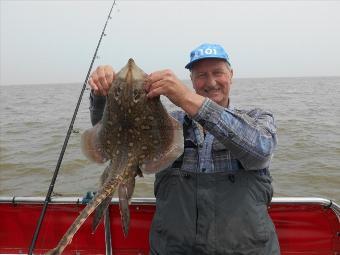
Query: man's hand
xmin=145 ymin=69 xmax=205 ymax=116
xmin=88 ymin=65 xmax=115 ymax=96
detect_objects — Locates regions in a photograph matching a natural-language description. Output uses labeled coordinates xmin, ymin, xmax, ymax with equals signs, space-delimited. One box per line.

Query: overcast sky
xmin=1 ymin=0 xmax=339 ymax=85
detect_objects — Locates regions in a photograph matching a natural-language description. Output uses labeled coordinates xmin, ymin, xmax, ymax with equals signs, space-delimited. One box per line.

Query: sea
xmin=0 ymin=77 xmax=339 ymax=203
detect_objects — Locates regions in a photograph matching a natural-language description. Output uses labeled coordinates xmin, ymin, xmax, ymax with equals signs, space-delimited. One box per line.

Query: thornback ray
xmin=45 ymin=58 xmax=184 ymax=255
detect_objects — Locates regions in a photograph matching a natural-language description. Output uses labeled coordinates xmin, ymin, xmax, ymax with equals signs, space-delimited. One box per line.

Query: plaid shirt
xmin=171 ymin=98 xmax=277 ymax=174
xmin=90 ymin=93 xmax=277 ymax=174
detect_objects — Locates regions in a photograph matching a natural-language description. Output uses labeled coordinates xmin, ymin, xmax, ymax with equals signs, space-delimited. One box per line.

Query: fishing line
xmin=28 ymin=1 xmax=116 ymax=254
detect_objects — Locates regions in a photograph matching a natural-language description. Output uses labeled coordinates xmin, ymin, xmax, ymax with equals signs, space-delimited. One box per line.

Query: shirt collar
xmin=228 ymin=98 xmax=235 ymax=111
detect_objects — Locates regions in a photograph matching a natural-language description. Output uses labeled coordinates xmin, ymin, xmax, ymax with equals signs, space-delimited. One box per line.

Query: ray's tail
xmin=45 ymin=174 xmax=123 ymax=255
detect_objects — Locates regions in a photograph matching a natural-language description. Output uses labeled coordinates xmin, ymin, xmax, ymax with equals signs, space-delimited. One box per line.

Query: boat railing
xmin=0 ymin=196 xmax=339 ymax=219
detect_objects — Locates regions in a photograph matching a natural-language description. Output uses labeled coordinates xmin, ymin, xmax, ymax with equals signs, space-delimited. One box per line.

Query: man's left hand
xmin=145 ymin=69 xmax=191 ymax=107
xmin=144 ymin=69 xmax=205 ymax=116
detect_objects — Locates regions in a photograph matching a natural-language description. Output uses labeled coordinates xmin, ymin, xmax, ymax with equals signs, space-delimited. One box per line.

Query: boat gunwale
xmin=0 ymin=196 xmax=339 ymax=215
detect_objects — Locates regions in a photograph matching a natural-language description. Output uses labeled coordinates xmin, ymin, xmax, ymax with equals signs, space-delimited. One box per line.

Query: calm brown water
xmin=0 ymin=77 xmax=339 ymax=202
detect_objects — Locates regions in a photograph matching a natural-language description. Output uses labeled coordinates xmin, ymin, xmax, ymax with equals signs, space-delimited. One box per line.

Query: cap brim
xmin=185 ymin=56 xmax=229 ymax=70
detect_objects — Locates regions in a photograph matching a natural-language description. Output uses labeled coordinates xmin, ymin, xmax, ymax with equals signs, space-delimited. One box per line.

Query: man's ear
xmin=190 ymin=72 xmax=196 ymax=90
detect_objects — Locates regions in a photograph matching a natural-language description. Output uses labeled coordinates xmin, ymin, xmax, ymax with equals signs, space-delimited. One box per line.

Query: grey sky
xmin=1 ymin=0 xmax=339 ymax=85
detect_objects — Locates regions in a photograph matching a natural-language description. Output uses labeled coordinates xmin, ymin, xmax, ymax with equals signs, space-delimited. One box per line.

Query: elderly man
xmin=88 ymin=43 xmax=280 ymax=254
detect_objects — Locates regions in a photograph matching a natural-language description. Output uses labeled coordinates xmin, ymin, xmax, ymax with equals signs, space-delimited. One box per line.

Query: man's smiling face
xmin=191 ymin=58 xmax=233 ymax=107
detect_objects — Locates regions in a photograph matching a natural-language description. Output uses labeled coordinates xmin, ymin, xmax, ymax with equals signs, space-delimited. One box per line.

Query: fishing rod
xmin=28 ymin=1 xmax=116 ymax=254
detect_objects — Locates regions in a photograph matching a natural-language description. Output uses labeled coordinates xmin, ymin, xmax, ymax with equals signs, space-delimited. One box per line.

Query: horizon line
xmin=1 ymin=75 xmax=339 ymax=87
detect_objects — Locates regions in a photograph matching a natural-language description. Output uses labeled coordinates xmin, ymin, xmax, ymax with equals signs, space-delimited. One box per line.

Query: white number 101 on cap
xmin=198 ymin=48 xmax=217 ymax=55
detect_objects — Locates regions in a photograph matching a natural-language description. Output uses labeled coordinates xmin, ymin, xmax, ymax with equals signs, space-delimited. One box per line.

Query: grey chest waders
xmin=149 ymin=169 xmax=280 ymax=255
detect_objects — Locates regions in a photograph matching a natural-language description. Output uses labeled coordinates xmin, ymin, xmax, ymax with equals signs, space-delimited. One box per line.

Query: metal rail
xmin=1 ymin=196 xmax=336 ymax=205
xmin=104 ymin=209 xmax=113 ymax=255
xmin=2 ymin=196 xmax=339 ymax=214
xmin=3 ymin=196 xmax=339 ymax=221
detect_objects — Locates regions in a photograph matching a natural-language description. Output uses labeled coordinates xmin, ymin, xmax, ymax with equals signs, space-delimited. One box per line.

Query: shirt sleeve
xmin=89 ymin=91 xmax=106 ymax=126
xmin=192 ymin=98 xmax=278 ymax=170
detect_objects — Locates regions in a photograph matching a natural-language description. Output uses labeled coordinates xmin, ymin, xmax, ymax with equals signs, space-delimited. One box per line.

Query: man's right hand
xmin=88 ymin=65 xmax=115 ymax=96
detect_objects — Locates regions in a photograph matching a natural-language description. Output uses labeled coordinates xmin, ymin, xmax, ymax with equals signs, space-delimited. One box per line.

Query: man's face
xmin=191 ymin=58 xmax=233 ymax=107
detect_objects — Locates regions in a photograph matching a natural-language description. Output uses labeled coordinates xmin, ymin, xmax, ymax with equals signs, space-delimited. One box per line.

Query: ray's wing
xmin=137 ymin=102 xmax=184 ymax=173
xmin=81 ymin=122 xmax=110 ymax=163
xmin=81 ymin=78 xmax=123 ymax=164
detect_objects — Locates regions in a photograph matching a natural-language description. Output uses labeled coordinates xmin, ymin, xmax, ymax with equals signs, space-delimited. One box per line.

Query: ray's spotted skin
xmin=45 ymin=59 xmax=183 ymax=255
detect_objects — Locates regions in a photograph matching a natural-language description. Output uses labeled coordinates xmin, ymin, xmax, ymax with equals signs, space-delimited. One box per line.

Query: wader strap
xmin=170 ymin=116 xmax=193 ymax=169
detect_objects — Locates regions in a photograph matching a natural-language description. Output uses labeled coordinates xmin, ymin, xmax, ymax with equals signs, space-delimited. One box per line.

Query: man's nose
xmin=206 ymin=73 xmax=217 ymax=87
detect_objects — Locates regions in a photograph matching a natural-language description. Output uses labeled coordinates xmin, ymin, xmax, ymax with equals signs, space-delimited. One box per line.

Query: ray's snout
xmin=127 ymin=58 xmax=135 ymax=67
xmin=117 ymin=58 xmax=146 ymax=84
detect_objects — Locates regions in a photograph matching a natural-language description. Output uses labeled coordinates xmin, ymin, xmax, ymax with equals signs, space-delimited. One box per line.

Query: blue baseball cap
xmin=185 ymin=43 xmax=231 ymax=70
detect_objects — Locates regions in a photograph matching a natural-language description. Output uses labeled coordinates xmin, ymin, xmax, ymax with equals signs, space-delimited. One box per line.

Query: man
xmin=88 ymin=43 xmax=280 ymax=254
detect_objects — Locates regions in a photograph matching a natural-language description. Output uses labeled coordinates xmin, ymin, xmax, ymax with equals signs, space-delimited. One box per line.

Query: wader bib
xmin=149 ymin=168 xmax=280 ymax=255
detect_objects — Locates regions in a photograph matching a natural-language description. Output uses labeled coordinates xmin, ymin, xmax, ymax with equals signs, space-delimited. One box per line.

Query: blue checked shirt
xmin=170 ymin=98 xmax=277 ymax=173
